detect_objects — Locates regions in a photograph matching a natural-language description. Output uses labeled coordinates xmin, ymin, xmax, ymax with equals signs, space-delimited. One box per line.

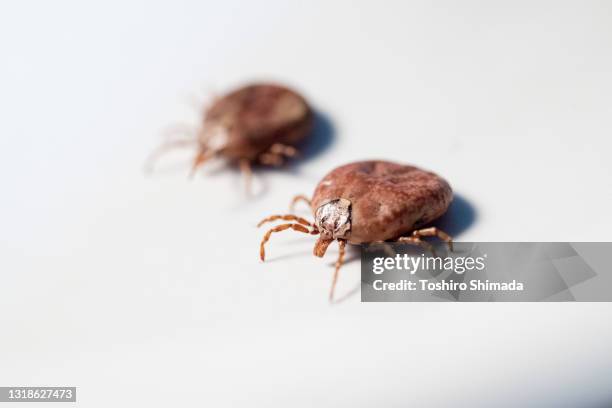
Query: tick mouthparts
xmin=313 ymin=236 xmax=333 ymax=257
xmin=314 ymin=198 xmax=351 ymax=240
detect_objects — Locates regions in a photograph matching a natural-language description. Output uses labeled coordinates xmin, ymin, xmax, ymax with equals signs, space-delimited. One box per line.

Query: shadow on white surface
xmin=433 ymin=193 xmax=477 ymax=238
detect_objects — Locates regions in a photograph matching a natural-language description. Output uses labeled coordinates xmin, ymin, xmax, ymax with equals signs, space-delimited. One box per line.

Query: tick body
xmin=258 ymin=161 xmax=454 ymax=301
xmin=150 ymin=83 xmax=313 ymax=190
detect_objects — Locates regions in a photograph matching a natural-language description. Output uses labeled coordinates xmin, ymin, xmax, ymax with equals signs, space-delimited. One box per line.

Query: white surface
xmin=1 ymin=1 xmax=612 ymax=407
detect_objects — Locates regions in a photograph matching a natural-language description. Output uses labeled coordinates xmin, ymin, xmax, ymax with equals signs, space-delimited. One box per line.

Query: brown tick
xmin=148 ymin=83 xmax=313 ymax=191
xmin=257 ymin=160 xmax=454 ymax=301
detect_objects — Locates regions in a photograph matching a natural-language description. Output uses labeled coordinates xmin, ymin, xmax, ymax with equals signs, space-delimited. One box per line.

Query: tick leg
xmin=258 ymin=143 xmax=298 ymax=167
xmin=189 ymin=149 xmax=215 ymax=178
xmin=260 ymin=223 xmax=314 ymax=261
xmin=239 ymin=159 xmax=253 ymax=195
xmin=289 ymin=194 xmax=311 ymax=213
xmin=258 ymin=152 xmax=284 ymax=166
xmin=270 ymin=143 xmax=298 ymax=158
xmin=257 ymin=214 xmax=313 ymax=228
xmin=144 ymin=139 xmax=198 ymax=173
xmin=161 ymin=123 xmax=197 ymax=140
xmin=329 ymin=239 xmax=346 ymax=302
xmin=412 ymin=227 xmax=454 ymax=252
xmin=397 ymin=236 xmax=437 ymax=257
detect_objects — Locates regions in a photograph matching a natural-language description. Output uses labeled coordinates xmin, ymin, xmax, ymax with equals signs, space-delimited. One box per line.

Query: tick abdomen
xmin=203 ymin=84 xmax=313 ymax=161
xmin=311 ymin=161 xmax=452 ymax=244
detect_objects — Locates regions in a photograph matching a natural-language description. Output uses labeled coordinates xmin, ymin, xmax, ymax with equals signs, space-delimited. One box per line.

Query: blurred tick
xmin=148 ymin=83 xmax=313 ymax=192
xmin=257 ymin=160 xmax=454 ymax=301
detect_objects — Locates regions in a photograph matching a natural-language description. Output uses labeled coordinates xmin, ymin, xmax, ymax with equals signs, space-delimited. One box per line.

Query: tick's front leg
xmin=329 ymin=239 xmax=346 ymax=302
xmin=259 ymin=223 xmax=318 ymax=261
xmin=257 ymin=214 xmax=313 ymax=228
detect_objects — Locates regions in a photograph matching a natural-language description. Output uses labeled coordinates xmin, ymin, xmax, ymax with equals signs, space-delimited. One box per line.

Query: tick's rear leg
xmin=258 ymin=152 xmax=284 ymax=166
xmin=289 ymin=194 xmax=311 ymax=213
xmin=259 ymin=223 xmax=318 ymax=261
xmin=270 ymin=143 xmax=298 ymax=158
xmin=329 ymin=239 xmax=346 ymax=302
xmin=397 ymin=236 xmax=437 ymax=257
xmin=257 ymin=143 xmax=299 ymax=167
xmin=257 ymin=214 xmax=313 ymax=228
xmin=412 ymin=227 xmax=453 ymax=252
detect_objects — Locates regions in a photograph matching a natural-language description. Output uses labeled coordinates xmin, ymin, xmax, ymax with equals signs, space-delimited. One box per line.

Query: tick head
xmin=315 ymin=198 xmax=351 ymax=240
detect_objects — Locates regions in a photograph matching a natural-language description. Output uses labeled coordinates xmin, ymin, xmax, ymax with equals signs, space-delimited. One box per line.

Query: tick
xmin=148 ymin=83 xmax=314 ymax=191
xmin=257 ymin=160 xmax=454 ymax=301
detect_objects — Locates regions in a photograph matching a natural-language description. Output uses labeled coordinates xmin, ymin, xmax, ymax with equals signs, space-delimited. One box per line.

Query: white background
xmin=1 ymin=1 xmax=612 ymax=406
